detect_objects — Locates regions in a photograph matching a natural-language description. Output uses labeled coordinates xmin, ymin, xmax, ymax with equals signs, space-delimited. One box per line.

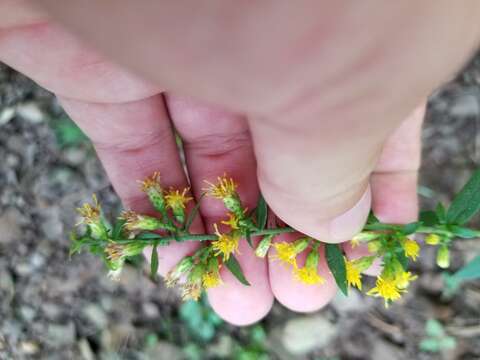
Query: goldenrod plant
xmin=71 ymin=170 xmax=480 ymax=307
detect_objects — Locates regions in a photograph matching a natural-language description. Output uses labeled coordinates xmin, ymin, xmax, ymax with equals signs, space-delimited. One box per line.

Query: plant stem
xmin=114 ymin=226 xmax=296 ymax=245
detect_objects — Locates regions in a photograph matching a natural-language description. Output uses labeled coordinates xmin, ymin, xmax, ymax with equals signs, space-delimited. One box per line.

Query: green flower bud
xmin=367 ymin=240 xmax=382 ymax=253
xmin=352 ymin=231 xmax=380 ymax=243
xmin=425 ymin=234 xmax=441 ymax=246
xmin=436 ymin=245 xmax=450 ymax=269
xmin=293 ymin=237 xmax=310 ymax=254
xmin=352 ymin=256 xmax=376 ymax=272
xmin=255 ymin=235 xmax=273 ymax=258
xmin=305 ymin=248 xmax=320 ymax=270
xmin=223 ymin=195 xmax=244 ymax=218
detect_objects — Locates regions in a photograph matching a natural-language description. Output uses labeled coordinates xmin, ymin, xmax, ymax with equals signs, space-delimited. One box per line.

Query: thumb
xmin=249 ymin=105 xmax=406 ymax=243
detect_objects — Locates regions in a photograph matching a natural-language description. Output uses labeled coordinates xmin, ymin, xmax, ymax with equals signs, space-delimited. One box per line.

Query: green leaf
xmin=450 ymin=255 xmax=480 ymax=282
xmin=137 ymin=232 xmax=162 ymax=240
xmin=425 ymin=319 xmax=445 ymax=338
xmin=401 ymin=221 xmax=422 ymax=235
xmin=446 ymin=169 xmax=480 ymax=224
xmin=436 ymin=203 xmax=446 ymax=223
xmin=150 ymin=244 xmax=159 ymax=279
xmin=325 ymin=244 xmax=348 ymax=296
xmin=449 ymin=225 xmax=478 ymax=239
xmin=420 ymin=338 xmax=441 ymax=353
xmin=255 ymin=194 xmax=268 ymax=230
xmin=184 ymin=193 xmax=205 ymax=231
xmin=225 ymin=255 xmax=250 ymax=286
xmin=419 ymin=211 xmax=439 ymax=227
xmin=367 ymin=211 xmax=379 ymax=224
xmin=395 ymin=251 xmax=409 ymax=271
xmin=245 ymin=229 xmax=253 ymax=249
xmin=111 ymin=219 xmax=126 ymax=240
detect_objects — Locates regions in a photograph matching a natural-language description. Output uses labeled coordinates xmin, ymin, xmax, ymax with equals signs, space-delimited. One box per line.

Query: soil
xmin=0 ymin=52 xmax=480 ymax=360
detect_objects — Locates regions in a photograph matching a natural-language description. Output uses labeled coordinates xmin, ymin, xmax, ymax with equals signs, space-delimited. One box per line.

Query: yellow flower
xmin=211 ymin=224 xmax=240 ymax=261
xmin=205 ymin=175 xmax=238 ymax=199
xmin=221 ymin=213 xmax=240 ymax=230
xmin=294 ymin=267 xmax=325 ymax=285
xmin=425 ymin=234 xmax=441 ymax=245
xmin=403 ymin=239 xmax=420 ymax=261
xmin=271 ymin=242 xmax=297 ymax=267
xmin=182 ymin=282 xmax=202 ymax=301
xmin=345 ymin=259 xmax=362 ymax=290
xmin=350 ymin=239 xmax=360 ymax=248
xmin=271 ymin=238 xmax=310 ymax=268
xmin=395 ymin=271 xmax=417 ymax=289
xmin=139 ymin=172 xmax=162 ymax=193
xmin=367 ymin=276 xmax=404 ymax=307
xmin=165 ymin=188 xmax=193 ymax=210
xmin=76 ymin=194 xmax=101 ymax=225
xmin=202 ymin=257 xmax=223 ymax=289
xmin=202 ymin=271 xmax=222 ymax=289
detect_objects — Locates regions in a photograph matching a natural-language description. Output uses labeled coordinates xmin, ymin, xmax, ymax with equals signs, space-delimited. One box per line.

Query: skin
xmin=1 ymin=1 xmax=479 ymax=325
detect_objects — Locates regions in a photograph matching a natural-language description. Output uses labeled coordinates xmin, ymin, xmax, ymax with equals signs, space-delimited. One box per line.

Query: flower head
xmin=294 ymin=266 xmax=325 ymax=285
xmin=271 ymin=238 xmax=310 ymax=268
xmin=139 ymin=172 xmax=166 ymax=212
xmin=221 ymin=213 xmax=241 ymax=230
xmin=77 ymin=194 xmax=101 ymax=225
xmin=205 ymin=175 xmax=237 ymax=199
xmin=436 ymin=245 xmax=450 ymax=269
xmin=345 ymin=259 xmax=363 ymax=290
xmin=202 ymin=257 xmax=223 ymax=289
xmin=165 ymin=188 xmax=193 ymax=210
xmin=139 ymin=172 xmax=162 ymax=193
xmin=182 ymin=263 xmax=205 ymax=301
xmin=367 ymin=276 xmax=404 ymax=307
xmin=255 ymin=235 xmax=273 ymax=258
xmin=403 ymin=238 xmax=420 ymax=261
xmin=425 ymin=234 xmax=441 ymax=246
xmin=211 ymin=224 xmax=240 ymax=261
xmin=165 ymin=256 xmax=194 ymax=288
xmin=395 ymin=271 xmax=417 ymax=289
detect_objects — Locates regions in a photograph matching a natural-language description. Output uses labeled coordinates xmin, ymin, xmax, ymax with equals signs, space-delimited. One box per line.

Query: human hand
xmin=1 ymin=1 xmax=479 ymax=324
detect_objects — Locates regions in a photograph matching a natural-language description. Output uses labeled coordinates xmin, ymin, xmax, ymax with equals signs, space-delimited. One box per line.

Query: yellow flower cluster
xmin=271 ymin=239 xmax=325 ymax=285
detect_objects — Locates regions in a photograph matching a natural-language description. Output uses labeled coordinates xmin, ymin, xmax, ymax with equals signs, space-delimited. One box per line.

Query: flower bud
xmin=436 ymin=245 xmax=450 ymax=269
xmin=255 ymin=235 xmax=273 ymax=258
xmin=139 ymin=172 xmax=166 ymax=213
xmin=293 ymin=237 xmax=310 ymax=254
xmin=425 ymin=234 xmax=441 ymax=246
xmin=352 ymin=231 xmax=380 ymax=243
xmin=352 ymin=256 xmax=375 ymax=272
xmin=165 ymin=256 xmax=195 ymax=288
xmin=122 ymin=211 xmax=175 ymax=232
xmin=305 ymin=248 xmax=320 ymax=270
xmin=367 ymin=240 xmax=382 ymax=253
xmin=223 ymin=195 xmax=244 ymax=218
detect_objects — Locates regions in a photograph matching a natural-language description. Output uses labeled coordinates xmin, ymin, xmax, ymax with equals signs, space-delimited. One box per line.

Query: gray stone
xmin=145 ymin=341 xmax=184 ymax=360
xmin=281 ymin=315 xmax=338 ymax=355
xmin=16 ymin=102 xmax=44 ymax=124
xmin=0 ymin=107 xmax=15 ymax=126
xmin=46 ymin=322 xmax=76 ymax=346
xmin=82 ymin=304 xmax=109 ymax=329
xmin=0 ymin=208 xmax=22 ymax=245
xmin=19 ymin=306 xmax=36 ymax=322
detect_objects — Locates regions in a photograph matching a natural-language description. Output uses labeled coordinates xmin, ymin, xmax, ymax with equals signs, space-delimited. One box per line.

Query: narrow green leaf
xmin=255 ymin=194 xmax=268 ymax=230
xmin=446 ymin=169 xmax=480 ymax=224
xmin=325 ymin=244 xmax=348 ymax=296
xmin=449 ymin=225 xmax=478 ymax=239
xmin=436 ymin=203 xmax=446 ymax=223
xmin=401 ymin=221 xmax=422 ymax=235
xmin=245 ymin=229 xmax=253 ymax=249
xmin=137 ymin=232 xmax=162 ymax=240
xmin=419 ymin=211 xmax=439 ymax=227
xmin=150 ymin=244 xmax=159 ymax=279
xmin=395 ymin=251 xmax=409 ymax=271
xmin=111 ymin=219 xmax=126 ymax=240
xmin=225 ymin=255 xmax=250 ymax=286
xmin=184 ymin=193 xmax=205 ymax=231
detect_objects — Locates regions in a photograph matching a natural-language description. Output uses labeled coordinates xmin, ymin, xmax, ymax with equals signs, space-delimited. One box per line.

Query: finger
xmin=268 ymin=233 xmax=337 ymax=312
xmin=0 ymin=22 xmax=159 ymax=103
xmin=344 ymin=104 xmax=425 ymax=276
xmin=166 ymin=95 xmax=273 ymax=325
xmin=58 ymin=95 xmax=203 ymax=274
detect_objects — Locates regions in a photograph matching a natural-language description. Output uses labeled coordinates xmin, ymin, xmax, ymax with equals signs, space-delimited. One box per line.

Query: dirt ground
xmin=0 ymin=53 xmax=480 ymax=360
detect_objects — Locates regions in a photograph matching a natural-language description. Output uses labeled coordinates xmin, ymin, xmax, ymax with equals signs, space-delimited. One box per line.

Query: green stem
xmin=114 ymin=226 xmax=296 ymax=245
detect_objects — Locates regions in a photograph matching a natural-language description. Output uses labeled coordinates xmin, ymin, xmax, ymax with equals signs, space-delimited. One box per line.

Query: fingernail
xmin=328 ymin=185 xmax=371 ymax=242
